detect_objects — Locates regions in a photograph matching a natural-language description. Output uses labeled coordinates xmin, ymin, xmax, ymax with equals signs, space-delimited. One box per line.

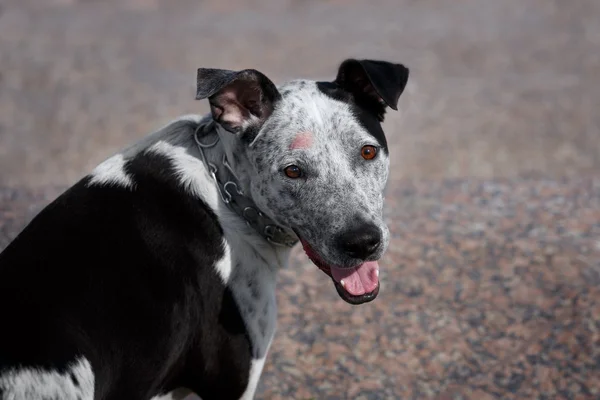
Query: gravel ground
xmin=2 ymin=179 xmax=599 ymax=399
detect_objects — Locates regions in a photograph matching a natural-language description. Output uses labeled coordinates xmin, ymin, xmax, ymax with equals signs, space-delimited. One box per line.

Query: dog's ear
xmin=196 ymin=68 xmax=281 ymax=133
xmin=334 ymin=59 xmax=409 ymax=120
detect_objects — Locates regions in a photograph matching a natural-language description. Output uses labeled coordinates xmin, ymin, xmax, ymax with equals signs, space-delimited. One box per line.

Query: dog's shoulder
xmin=0 ymin=114 xmax=271 ymax=399
xmin=0 ymin=118 xmax=234 ymax=394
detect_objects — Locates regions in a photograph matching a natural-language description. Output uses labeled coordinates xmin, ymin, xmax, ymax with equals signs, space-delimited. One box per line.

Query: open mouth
xmin=299 ymin=239 xmax=380 ymax=305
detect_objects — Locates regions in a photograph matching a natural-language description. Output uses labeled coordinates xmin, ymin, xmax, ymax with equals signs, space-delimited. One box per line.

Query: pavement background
xmin=0 ymin=1 xmax=599 ymax=399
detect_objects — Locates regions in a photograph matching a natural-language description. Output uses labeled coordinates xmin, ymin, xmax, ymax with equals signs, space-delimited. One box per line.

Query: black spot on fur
xmin=317 ymin=81 xmax=389 ymax=153
xmin=232 ymin=151 xmax=242 ymax=167
xmin=274 ymin=120 xmax=292 ymax=135
xmin=240 ymin=124 xmax=262 ymax=145
xmin=258 ymin=318 xmax=267 ymax=337
xmin=70 ymin=371 xmax=79 ymax=386
xmin=248 ymin=279 xmax=261 ymax=300
xmin=219 ymin=288 xmax=250 ymax=335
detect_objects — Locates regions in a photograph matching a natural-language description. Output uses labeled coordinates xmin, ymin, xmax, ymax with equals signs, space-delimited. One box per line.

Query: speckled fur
xmin=230 ymin=80 xmax=391 ymax=268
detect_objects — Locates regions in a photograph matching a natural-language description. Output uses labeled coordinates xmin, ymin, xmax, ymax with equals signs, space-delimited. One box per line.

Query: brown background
xmin=1 ymin=0 xmax=599 ymax=186
xmin=1 ymin=1 xmax=599 ymax=399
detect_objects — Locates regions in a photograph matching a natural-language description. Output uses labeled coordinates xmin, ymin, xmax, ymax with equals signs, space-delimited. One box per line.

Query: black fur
xmin=317 ymin=58 xmax=409 ymax=153
xmin=317 ymin=80 xmax=390 ymax=154
xmin=0 ymin=149 xmax=252 ymax=400
xmin=333 ymin=58 xmax=409 ymax=121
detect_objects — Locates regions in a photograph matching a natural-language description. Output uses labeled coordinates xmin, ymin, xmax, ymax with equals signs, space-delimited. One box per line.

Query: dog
xmin=0 ymin=58 xmax=409 ymax=400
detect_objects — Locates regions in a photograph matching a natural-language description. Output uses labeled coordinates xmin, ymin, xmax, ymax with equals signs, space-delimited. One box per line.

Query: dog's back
xmin=0 ymin=121 xmax=252 ymax=399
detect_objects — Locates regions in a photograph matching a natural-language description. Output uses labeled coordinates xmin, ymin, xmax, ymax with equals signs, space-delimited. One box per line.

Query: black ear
xmin=196 ymin=68 xmax=281 ymax=133
xmin=334 ymin=59 xmax=409 ymax=120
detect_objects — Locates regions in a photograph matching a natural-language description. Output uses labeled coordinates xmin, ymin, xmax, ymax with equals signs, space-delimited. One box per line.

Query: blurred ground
xmin=0 ymin=0 xmax=599 ymax=186
xmin=1 ymin=0 xmax=599 ymax=399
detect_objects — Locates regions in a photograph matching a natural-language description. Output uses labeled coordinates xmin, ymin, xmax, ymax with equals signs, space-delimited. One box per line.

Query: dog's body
xmin=0 ymin=59 xmax=408 ymax=400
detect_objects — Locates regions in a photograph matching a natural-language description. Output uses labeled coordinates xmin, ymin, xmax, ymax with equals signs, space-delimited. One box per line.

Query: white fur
xmin=146 ymin=140 xmax=219 ymax=204
xmin=87 ymin=153 xmax=134 ymax=189
xmin=0 ymin=357 xmax=94 ymax=400
xmin=239 ymin=357 xmax=267 ymax=400
xmin=213 ymin=239 xmax=233 ymax=282
xmin=151 ymin=388 xmax=194 ymax=400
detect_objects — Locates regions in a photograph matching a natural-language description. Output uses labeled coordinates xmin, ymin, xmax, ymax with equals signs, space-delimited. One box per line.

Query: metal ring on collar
xmin=243 ymin=206 xmax=259 ymax=222
xmin=223 ymin=181 xmax=244 ymax=199
xmin=193 ymin=124 xmax=219 ymax=148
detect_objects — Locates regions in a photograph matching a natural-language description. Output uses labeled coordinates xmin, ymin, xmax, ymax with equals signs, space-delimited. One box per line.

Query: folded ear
xmin=196 ymin=68 xmax=281 ymax=133
xmin=334 ymin=59 xmax=409 ymax=120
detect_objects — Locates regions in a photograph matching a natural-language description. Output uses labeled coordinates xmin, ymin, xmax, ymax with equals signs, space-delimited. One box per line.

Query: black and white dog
xmin=0 ymin=58 xmax=409 ymax=400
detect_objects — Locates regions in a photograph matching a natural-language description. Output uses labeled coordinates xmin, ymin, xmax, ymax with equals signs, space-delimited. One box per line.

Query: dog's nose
xmin=336 ymin=224 xmax=382 ymax=260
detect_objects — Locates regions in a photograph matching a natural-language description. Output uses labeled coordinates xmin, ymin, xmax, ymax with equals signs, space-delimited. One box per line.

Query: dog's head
xmin=196 ymin=59 xmax=409 ymax=305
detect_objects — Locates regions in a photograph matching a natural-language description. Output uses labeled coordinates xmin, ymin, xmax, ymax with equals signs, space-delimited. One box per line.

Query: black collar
xmin=193 ymin=122 xmax=298 ymax=248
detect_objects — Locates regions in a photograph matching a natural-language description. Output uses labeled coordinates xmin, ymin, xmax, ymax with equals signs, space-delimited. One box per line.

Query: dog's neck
xmin=194 ymin=120 xmax=298 ymax=248
xmin=116 ymin=115 xmax=297 ymax=251
xmin=91 ymin=115 xmax=288 ymax=360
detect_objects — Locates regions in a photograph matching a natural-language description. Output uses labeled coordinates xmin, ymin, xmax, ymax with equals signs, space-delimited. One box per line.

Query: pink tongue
xmin=330 ymin=261 xmax=379 ymax=296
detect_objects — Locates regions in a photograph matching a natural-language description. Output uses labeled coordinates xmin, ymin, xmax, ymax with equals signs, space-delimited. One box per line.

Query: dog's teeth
xmin=376 ymin=269 xmax=380 ymax=277
xmin=340 ymin=279 xmax=346 ymax=288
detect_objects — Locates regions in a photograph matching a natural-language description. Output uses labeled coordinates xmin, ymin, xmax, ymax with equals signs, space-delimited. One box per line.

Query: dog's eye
xmin=361 ymin=145 xmax=377 ymax=160
xmin=284 ymin=165 xmax=302 ymax=179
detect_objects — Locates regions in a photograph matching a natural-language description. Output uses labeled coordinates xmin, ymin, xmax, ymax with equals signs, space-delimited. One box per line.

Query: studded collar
xmin=193 ymin=122 xmax=298 ymax=248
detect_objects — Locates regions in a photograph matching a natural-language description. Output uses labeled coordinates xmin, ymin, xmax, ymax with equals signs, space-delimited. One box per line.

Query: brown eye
xmin=361 ymin=145 xmax=377 ymax=160
xmin=284 ymin=165 xmax=302 ymax=179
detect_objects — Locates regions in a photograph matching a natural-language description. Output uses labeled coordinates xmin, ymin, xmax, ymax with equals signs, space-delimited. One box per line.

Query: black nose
xmin=336 ymin=224 xmax=382 ymax=260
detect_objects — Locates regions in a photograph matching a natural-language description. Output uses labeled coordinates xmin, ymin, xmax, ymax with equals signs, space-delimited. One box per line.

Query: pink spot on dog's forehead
xmin=289 ymin=132 xmax=313 ymax=150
